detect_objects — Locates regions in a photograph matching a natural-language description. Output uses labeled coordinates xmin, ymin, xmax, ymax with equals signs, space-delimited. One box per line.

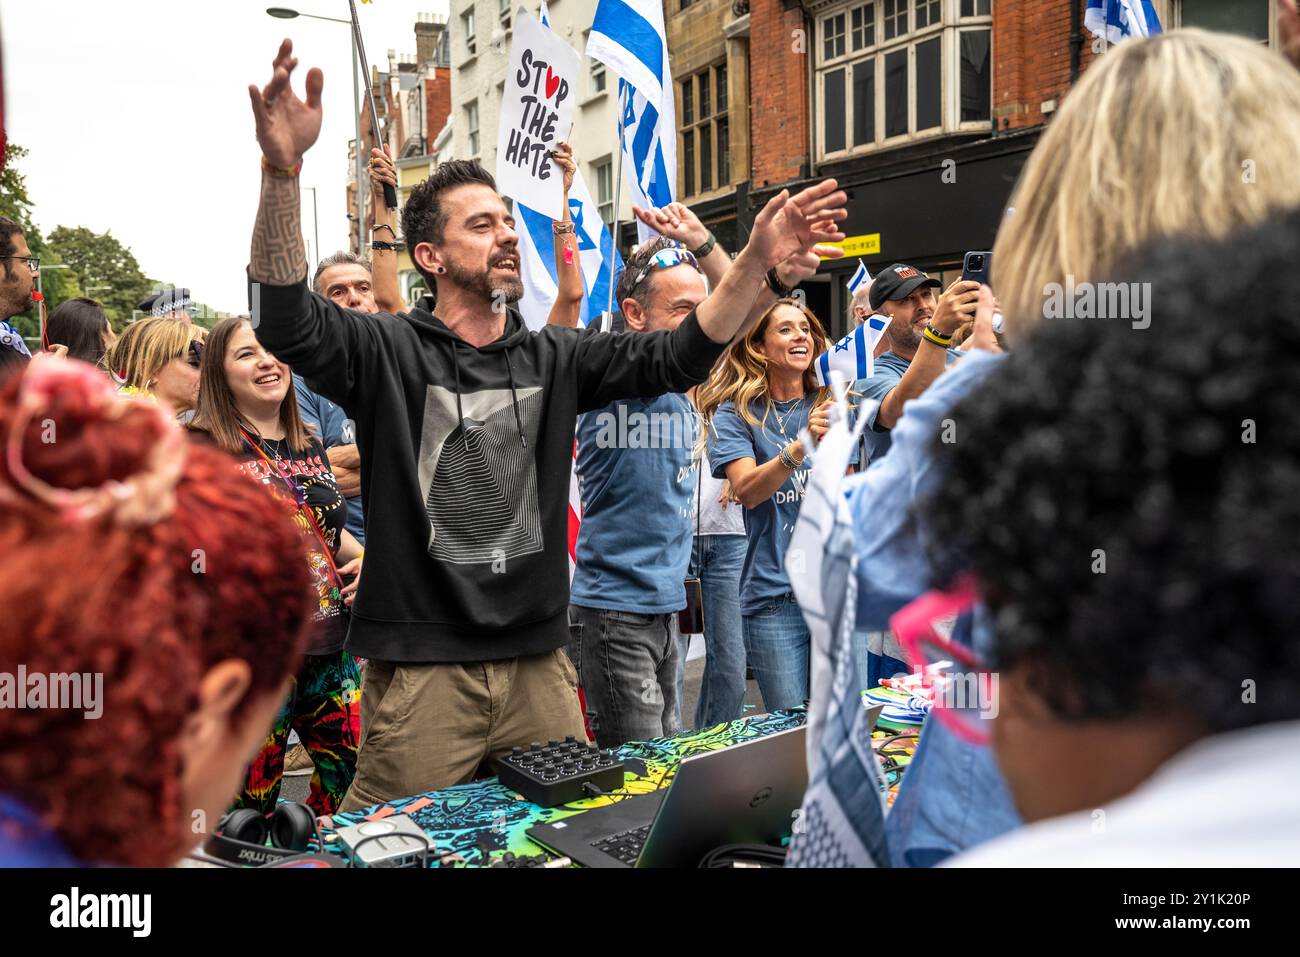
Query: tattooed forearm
xmin=251 ymin=171 xmax=307 ymax=286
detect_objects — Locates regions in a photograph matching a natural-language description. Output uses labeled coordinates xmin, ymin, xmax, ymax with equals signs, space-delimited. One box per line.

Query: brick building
xmin=671 ymin=0 xmax=1279 ymax=338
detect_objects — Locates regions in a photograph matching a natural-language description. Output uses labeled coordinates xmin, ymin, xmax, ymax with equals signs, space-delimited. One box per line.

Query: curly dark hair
xmin=400 ymin=159 xmax=498 ymax=291
xmin=923 ymin=206 xmax=1300 ymax=734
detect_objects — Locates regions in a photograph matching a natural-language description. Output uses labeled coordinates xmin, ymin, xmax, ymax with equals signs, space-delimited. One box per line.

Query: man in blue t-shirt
xmin=569 ymin=238 xmax=715 ymax=748
xmin=855 ymin=263 xmax=976 ymax=464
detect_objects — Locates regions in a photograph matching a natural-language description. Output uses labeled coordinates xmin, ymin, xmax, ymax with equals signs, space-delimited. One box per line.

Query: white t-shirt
xmin=695 ymin=451 xmax=745 ymax=537
xmin=947 ymin=720 xmax=1300 ymax=867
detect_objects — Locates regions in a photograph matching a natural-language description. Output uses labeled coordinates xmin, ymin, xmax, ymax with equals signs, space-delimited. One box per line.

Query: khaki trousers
xmin=337 ymin=648 xmax=587 ymax=813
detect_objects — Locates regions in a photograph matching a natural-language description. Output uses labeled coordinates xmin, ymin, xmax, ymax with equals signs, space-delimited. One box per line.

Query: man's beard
xmin=0 ymin=282 xmax=31 ymax=323
xmin=885 ymin=317 xmax=922 ymax=353
xmin=443 ymin=253 xmax=523 ymax=306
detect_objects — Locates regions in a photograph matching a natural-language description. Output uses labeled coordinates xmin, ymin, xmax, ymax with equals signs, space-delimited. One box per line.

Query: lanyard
xmin=239 ymin=428 xmax=342 ymax=584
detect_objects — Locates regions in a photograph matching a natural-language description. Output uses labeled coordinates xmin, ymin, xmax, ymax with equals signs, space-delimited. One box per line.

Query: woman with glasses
xmin=45 ymin=298 xmax=116 ymax=370
xmin=698 ymin=298 xmax=850 ymax=713
xmin=190 ymin=315 xmax=364 ymax=818
xmin=106 ymin=316 xmax=202 ymax=420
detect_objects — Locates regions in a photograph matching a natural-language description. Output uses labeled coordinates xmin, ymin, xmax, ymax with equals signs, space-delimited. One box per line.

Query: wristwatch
xmin=691 ymin=230 xmax=717 ymax=259
xmin=553 ymin=222 xmax=576 ymax=235
xmin=371 ymin=240 xmax=403 ymax=252
xmin=765 ymin=266 xmax=794 ymax=298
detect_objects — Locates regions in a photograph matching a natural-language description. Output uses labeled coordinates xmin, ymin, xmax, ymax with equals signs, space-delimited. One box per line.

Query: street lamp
xmin=265 ymin=7 xmax=366 ymax=255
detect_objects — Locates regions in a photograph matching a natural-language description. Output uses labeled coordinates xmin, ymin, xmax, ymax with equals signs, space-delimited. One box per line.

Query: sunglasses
xmin=186 ymin=339 xmax=204 ymax=368
xmin=626 ymin=247 xmax=701 ymax=296
xmin=889 ymin=573 xmax=997 ymax=746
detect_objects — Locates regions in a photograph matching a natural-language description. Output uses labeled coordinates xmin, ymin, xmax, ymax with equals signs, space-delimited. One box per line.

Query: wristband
xmin=765 ymin=267 xmax=794 ymax=298
xmin=261 ymin=158 xmax=302 ymax=179
xmin=778 ymin=443 xmax=802 ymax=470
xmin=922 ymin=325 xmax=953 ymax=347
xmin=371 ymin=240 xmax=402 ymax=252
xmin=370 ymin=224 xmax=396 ymax=238
xmin=552 ymin=221 xmax=576 ymax=235
xmin=691 ymin=231 xmax=717 ymax=259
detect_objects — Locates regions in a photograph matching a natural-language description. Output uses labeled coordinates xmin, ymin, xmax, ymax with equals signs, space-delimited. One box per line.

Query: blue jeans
xmin=568 ymin=605 xmax=680 ymax=749
xmin=742 ymin=593 xmax=810 ymax=713
xmin=674 ymin=534 xmax=747 ymax=730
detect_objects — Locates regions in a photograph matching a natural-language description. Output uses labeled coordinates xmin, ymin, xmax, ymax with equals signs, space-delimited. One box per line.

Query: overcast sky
xmin=3 ymin=0 xmax=448 ymax=313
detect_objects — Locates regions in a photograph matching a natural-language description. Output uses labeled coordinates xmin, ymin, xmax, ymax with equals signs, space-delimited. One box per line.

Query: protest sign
xmin=495 ymin=8 xmax=580 ymax=221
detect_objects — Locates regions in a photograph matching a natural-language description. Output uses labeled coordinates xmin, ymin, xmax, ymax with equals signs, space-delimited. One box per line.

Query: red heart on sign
xmin=545 ymin=66 xmax=560 ymax=101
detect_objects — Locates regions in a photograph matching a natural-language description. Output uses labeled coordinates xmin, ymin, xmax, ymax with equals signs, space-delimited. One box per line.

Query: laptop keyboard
xmin=590 ymin=823 xmax=653 ymax=865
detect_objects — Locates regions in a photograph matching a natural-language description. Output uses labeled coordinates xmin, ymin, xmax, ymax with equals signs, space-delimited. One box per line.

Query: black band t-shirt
xmin=236 ymin=433 xmax=349 ymax=656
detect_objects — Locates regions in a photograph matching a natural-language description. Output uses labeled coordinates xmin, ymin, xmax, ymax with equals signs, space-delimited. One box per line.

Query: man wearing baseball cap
xmin=855 ymin=263 xmax=978 ymax=462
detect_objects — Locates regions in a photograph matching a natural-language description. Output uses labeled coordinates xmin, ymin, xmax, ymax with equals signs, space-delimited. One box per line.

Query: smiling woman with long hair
xmin=190 ymin=315 xmax=364 ymax=817
xmin=698 ymin=298 xmax=851 ymax=712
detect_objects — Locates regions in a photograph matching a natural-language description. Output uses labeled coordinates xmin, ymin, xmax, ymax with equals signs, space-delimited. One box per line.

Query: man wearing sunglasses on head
xmin=572 ymin=203 xmax=840 ymax=746
xmin=244 ymin=41 xmax=847 ymax=810
xmin=0 ymin=216 xmax=39 ymax=377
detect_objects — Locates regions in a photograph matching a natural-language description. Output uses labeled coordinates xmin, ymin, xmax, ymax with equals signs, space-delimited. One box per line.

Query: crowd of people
xmin=1 ymin=20 xmax=1298 ymax=868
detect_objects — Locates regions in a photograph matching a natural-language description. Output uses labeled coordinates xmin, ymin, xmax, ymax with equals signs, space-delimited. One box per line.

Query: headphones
xmin=203 ymin=803 xmax=319 ymax=867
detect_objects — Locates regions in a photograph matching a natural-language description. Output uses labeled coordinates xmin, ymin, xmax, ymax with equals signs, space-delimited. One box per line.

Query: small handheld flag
xmin=816 ymin=314 xmax=892 ymax=386
xmin=847 ymin=260 xmax=871 ymax=295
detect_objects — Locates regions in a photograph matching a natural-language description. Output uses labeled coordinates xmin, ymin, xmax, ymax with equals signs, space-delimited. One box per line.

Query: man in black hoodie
xmin=246 ymin=40 xmax=846 ymax=810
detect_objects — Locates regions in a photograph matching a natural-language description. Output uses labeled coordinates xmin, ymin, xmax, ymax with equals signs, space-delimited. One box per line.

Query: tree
xmin=48 ymin=226 xmax=154 ymax=331
xmin=0 ymin=144 xmax=84 ymax=340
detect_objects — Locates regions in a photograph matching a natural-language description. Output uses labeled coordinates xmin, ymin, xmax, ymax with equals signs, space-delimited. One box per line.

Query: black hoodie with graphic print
xmin=254 ymin=280 xmax=726 ymax=663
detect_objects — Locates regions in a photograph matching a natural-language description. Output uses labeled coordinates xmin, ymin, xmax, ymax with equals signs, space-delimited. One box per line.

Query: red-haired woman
xmin=0 ymin=355 xmax=314 ymax=866
xmin=190 ymin=316 xmax=363 ymax=817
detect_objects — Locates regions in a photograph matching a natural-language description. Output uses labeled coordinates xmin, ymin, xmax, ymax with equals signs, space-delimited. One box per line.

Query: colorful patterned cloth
xmin=235 ymin=651 xmax=361 ymax=817
xmin=323 ymin=709 xmax=807 ymax=867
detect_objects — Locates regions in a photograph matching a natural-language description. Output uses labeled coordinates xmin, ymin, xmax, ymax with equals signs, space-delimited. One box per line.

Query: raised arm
xmin=546 ymin=142 xmax=583 ymax=328
xmin=248 ymin=39 xmax=321 ymax=285
xmin=248 ymin=40 xmax=376 ymax=406
xmin=367 ymin=146 xmax=404 ymax=314
xmin=632 ymin=202 xmax=732 ymax=289
xmin=693 ymin=181 xmax=847 ymax=346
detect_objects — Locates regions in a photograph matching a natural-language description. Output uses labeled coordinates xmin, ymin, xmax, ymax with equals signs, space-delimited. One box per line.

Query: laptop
xmin=526 ymin=725 xmax=808 ymax=868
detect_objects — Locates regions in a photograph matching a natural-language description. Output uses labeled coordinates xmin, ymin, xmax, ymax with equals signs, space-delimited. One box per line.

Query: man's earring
xmin=435 ymin=265 xmax=445 ymax=274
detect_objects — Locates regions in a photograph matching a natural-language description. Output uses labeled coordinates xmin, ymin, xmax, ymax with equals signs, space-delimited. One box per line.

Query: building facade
xmin=735 ymin=0 xmax=1281 ymax=339
xmin=447 ymin=0 xmax=634 ymax=234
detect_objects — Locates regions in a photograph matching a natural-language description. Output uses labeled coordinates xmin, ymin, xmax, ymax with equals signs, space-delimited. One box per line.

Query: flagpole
xmin=603 ymin=84 xmax=627 ymax=329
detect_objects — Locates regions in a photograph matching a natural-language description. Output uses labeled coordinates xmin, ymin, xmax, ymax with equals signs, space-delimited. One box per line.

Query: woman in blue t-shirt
xmin=700 ymin=298 xmax=849 ymax=712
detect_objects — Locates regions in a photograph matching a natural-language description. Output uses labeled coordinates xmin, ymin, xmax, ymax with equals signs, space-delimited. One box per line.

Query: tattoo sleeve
xmin=251 ymin=171 xmax=307 ymax=285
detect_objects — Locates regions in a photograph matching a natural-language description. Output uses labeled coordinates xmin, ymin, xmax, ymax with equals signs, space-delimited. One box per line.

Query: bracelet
xmin=922 ymin=325 xmax=953 ymax=347
xmin=261 ymin=158 xmax=302 ymax=178
xmin=778 ymin=443 xmax=803 ymax=470
xmin=765 ymin=267 xmax=794 ymax=298
xmin=370 ymin=224 xmax=396 ymax=238
xmin=691 ymin=231 xmax=717 ymax=259
xmin=552 ymin=221 xmax=576 ymax=235
xmin=371 ymin=240 xmax=403 ymax=252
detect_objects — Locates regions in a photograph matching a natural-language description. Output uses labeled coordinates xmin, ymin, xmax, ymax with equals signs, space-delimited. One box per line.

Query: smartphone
xmin=677 ymin=578 xmax=705 ymax=635
xmin=962 ymin=251 xmax=993 ymax=287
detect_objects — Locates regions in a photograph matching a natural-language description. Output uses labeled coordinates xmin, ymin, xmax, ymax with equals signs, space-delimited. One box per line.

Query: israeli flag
xmin=586 ymin=0 xmax=677 ymax=242
xmin=847 ymin=260 xmax=871 ymax=295
xmin=1084 ymin=0 xmax=1163 ymax=44
xmin=514 ymin=2 xmax=623 ymax=331
xmin=816 ymin=314 xmax=892 ymax=386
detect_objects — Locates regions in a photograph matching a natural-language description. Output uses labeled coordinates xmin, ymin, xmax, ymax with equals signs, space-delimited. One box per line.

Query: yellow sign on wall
xmin=820 ymin=233 xmax=881 ymax=260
